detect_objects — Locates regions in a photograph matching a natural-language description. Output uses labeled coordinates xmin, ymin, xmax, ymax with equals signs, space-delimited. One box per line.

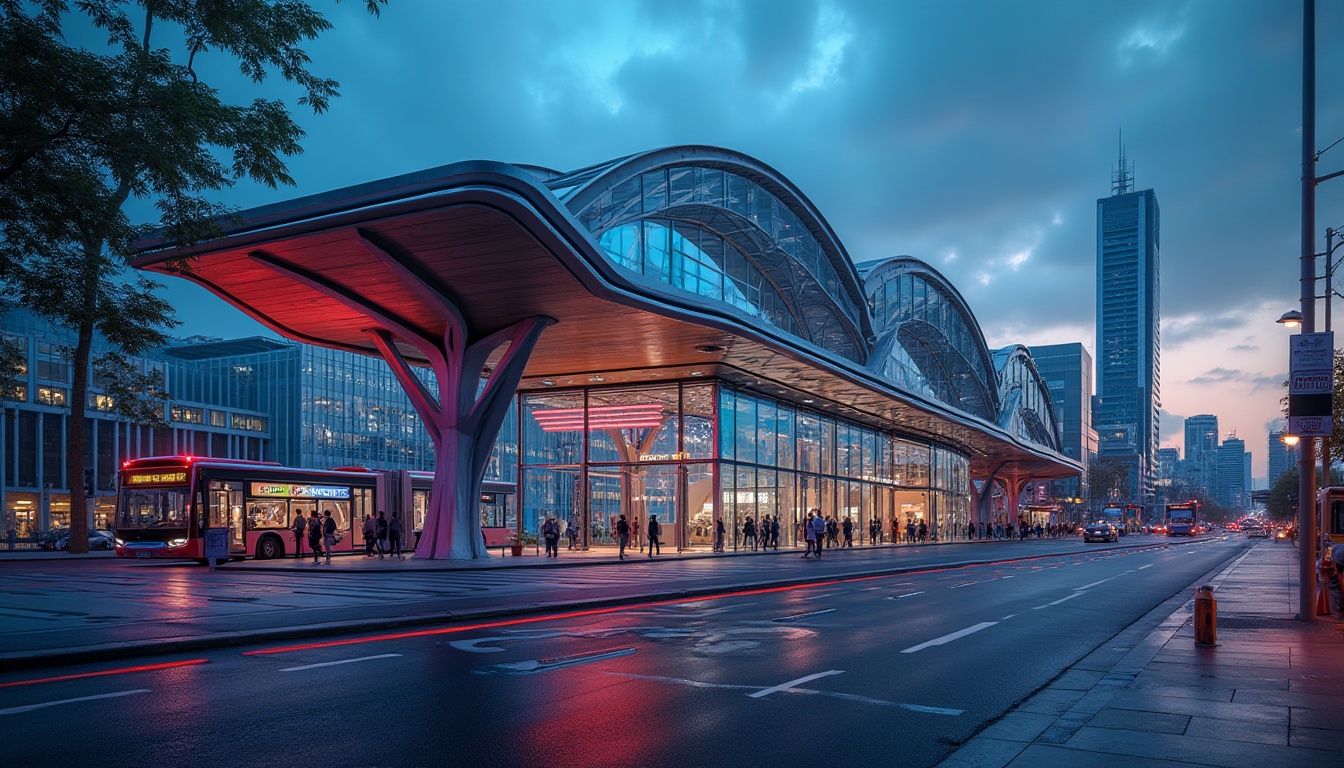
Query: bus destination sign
xmin=250 ymin=483 xmax=350 ymax=499
xmin=125 ymin=471 xmax=188 ymax=486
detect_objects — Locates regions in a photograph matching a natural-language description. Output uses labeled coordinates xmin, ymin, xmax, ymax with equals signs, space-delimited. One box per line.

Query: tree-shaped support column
xmin=251 ymin=229 xmax=555 ymax=559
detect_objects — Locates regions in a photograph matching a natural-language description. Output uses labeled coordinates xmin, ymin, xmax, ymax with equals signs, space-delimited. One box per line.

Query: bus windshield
xmin=118 ymin=487 xmax=190 ymax=529
xmin=1168 ymin=509 xmax=1194 ymax=522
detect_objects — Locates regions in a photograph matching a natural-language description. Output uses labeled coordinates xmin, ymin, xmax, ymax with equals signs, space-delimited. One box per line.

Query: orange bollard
xmin=1194 ymin=585 xmax=1217 ymax=646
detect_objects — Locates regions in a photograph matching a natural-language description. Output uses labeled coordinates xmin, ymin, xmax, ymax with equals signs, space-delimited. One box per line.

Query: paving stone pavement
xmin=937 ymin=540 xmax=1344 ymax=768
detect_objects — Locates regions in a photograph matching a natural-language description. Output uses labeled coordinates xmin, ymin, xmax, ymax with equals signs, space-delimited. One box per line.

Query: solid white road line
xmin=901 ymin=622 xmax=997 ymax=653
xmin=0 ymin=689 xmax=149 ymax=716
xmin=748 ymin=670 xmax=844 ymax=698
xmin=281 ymin=654 xmax=402 ymax=672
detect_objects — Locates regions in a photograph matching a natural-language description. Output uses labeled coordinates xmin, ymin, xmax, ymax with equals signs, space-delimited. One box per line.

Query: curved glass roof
xmin=530 ymin=147 xmax=1064 ymax=452
xmin=860 ymin=257 xmax=999 ymax=421
xmin=993 ymin=345 xmax=1062 ymax=452
xmin=552 ymin=147 xmax=871 ymax=364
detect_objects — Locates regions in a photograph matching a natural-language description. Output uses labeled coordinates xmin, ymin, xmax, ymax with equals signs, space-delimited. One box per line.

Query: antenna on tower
xmin=1111 ymin=128 xmax=1133 ymax=195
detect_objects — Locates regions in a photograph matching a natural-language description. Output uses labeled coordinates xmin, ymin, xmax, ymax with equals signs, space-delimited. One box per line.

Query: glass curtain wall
xmin=518 ymin=380 xmax=970 ymax=552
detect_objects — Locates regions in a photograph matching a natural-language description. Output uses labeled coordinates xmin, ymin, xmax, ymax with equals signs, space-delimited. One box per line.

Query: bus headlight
xmin=168 ymin=538 xmax=188 ymax=548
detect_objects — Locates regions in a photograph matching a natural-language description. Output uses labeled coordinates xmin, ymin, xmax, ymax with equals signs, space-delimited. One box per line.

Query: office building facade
xmin=1215 ymin=436 xmax=1250 ymax=510
xmin=1028 ymin=342 xmax=1097 ymax=506
xmin=1267 ymin=427 xmax=1297 ymax=488
xmin=1095 ymin=149 xmax=1160 ymax=505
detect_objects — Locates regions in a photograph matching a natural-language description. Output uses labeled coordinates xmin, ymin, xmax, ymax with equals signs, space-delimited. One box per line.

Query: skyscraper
xmin=1216 ymin=435 xmax=1249 ymax=510
xmin=1184 ymin=414 xmax=1219 ymax=496
xmin=1267 ymin=426 xmax=1298 ymax=487
xmin=1095 ymin=142 xmax=1160 ymax=504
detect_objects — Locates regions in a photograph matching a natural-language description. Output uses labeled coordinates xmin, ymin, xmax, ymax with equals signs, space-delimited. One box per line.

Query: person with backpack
xmin=615 ymin=514 xmax=631 ymax=560
xmin=321 ymin=510 xmax=337 ymax=565
xmin=388 ymin=511 xmax=404 ymax=560
xmin=307 ymin=510 xmax=323 ymax=564
xmin=542 ymin=517 xmax=560 ymax=557
xmin=292 ymin=512 xmax=308 ymax=559
xmin=646 ymin=514 xmax=661 ymax=557
xmin=362 ymin=515 xmax=377 ymax=557
xmin=375 ymin=511 xmax=389 ymax=559
xmin=811 ymin=511 xmax=826 ymax=559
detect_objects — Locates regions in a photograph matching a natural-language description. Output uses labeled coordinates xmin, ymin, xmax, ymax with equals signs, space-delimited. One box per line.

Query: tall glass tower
xmin=1095 ymin=142 xmax=1160 ymax=505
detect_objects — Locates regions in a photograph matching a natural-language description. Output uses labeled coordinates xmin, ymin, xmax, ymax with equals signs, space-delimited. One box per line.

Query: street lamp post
xmin=1298 ymin=0 xmax=1318 ymax=621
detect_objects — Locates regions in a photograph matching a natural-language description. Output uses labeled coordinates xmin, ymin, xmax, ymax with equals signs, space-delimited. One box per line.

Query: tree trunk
xmin=65 ymin=316 xmax=93 ymax=554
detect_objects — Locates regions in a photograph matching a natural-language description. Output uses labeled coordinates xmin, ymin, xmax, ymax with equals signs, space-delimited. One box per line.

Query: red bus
xmin=114 ymin=456 xmax=394 ymax=562
xmin=114 ymin=456 xmax=514 ymax=562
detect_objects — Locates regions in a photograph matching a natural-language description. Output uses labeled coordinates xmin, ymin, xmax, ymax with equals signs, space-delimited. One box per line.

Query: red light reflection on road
xmin=0 ymin=659 xmax=208 ymax=689
xmin=242 ymin=547 xmax=1141 ymax=657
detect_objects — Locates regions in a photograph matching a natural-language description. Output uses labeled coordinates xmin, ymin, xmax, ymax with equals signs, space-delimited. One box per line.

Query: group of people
xmin=289 ymin=509 xmax=404 ymax=564
xmin=361 ymin=511 xmax=405 ymax=560
xmin=613 ymin=513 xmax=662 ymax=559
xmin=739 ymin=515 xmax=782 ymax=550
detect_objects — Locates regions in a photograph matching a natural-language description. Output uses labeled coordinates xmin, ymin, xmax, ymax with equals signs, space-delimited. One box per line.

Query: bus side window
xmin=1333 ymin=501 xmax=1344 ymax=538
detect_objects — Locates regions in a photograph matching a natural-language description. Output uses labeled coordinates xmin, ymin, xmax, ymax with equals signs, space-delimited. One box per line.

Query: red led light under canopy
xmin=532 ymin=403 xmax=667 ymax=432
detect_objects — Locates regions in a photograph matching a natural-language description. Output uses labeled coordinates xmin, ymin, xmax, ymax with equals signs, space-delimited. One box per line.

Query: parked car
xmin=1083 ymin=521 xmax=1119 ymax=543
xmin=41 ymin=529 xmax=116 ymax=551
xmin=1246 ymin=526 xmax=1270 ymax=539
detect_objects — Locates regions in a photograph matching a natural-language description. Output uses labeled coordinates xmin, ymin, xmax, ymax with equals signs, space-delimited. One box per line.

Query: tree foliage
xmin=1086 ymin=455 xmax=1130 ymax=506
xmin=0 ymin=1 xmax=385 ymax=552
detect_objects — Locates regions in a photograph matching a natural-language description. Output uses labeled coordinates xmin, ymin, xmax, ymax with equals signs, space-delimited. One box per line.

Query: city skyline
xmin=105 ymin=2 xmax=1344 ymax=478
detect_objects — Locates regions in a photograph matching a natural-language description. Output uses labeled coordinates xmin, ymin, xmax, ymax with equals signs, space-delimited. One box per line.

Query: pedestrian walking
xmin=362 ymin=515 xmax=377 ymax=557
xmin=322 ymin=510 xmax=337 ymax=565
xmin=542 ymin=517 xmax=560 ymax=557
xmin=906 ymin=520 xmax=916 ymax=544
xmin=811 ymin=512 xmax=826 ymax=559
xmin=802 ymin=511 xmax=818 ymax=558
xmin=918 ymin=519 xmax=928 ymax=543
xmin=389 ymin=511 xmax=404 ymax=559
xmin=868 ymin=518 xmax=879 ymax=545
xmin=292 ymin=512 xmax=308 ymax=559
xmin=966 ymin=521 xmax=975 ymax=540
xmin=566 ymin=516 xmax=580 ymax=550
xmin=743 ymin=517 xmax=757 ymax=551
xmin=770 ymin=515 xmax=780 ymax=549
xmin=842 ymin=516 xmax=854 ymax=547
xmin=375 ymin=510 xmax=388 ymax=559
xmin=616 ymin=514 xmax=631 ymax=559
xmin=307 ymin=510 xmax=323 ymax=564
xmin=647 ymin=514 xmax=661 ymax=557
xmin=712 ymin=517 xmax=725 ymax=552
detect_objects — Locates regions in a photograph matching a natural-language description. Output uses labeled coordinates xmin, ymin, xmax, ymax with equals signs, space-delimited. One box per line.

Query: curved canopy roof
xmin=132 ymin=146 xmax=1078 ymax=483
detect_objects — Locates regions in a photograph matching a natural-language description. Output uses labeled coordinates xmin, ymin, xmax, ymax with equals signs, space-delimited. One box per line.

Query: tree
xmin=0 ymin=1 xmax=385 ymax=552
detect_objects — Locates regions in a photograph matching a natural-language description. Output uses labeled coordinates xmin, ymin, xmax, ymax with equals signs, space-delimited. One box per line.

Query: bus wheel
xmin=256 ymin=535 xmax=284 ymax=560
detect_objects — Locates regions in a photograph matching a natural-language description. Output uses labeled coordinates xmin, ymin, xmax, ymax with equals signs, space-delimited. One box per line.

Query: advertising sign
xmin=1289 ymin=414 xmax=1333 ymax=438
xmin=249 ymin=483 xmax=350 ymax=499
xmin=1287 ymin=332 xmax=1334 ymax=436
xmin=204 ymin=527 xmax=229 ymax=569
xmin=1290 ymin=332 xmax=1334 ymax=371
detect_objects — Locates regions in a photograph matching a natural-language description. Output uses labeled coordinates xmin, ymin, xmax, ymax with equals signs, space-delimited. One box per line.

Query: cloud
xmin=1187 ymin=367 xmax=1281 ymax=390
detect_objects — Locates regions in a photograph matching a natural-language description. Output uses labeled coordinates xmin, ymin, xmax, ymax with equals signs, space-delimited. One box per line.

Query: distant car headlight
xmin=168 ymin=538 xmax=188 ymax=548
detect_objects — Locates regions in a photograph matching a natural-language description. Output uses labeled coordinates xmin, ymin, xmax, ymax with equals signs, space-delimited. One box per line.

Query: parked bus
xmin=1164 ymin=501 xmax=1199 ymax=536
xmin=1315 ymin=487 xmax=1344 ymax=546
xmin=113 ymin=455 xmax=517 ymax=562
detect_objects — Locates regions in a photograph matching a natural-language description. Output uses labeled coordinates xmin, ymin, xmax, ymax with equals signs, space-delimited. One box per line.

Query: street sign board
xmin=204 ymin=527 xmax=229 ymax=568
xmin=1289 ymin=332 xmax=1334 ymax=371
xmin=1290 ymin=369 xmax=1333 ymax=394
xmin=1289 ymin=415 xmax=1333 ymax=437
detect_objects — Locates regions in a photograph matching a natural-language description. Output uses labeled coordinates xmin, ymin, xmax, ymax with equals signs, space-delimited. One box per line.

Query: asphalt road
xmin=0 ymin=535 xmax=1249 ymax=768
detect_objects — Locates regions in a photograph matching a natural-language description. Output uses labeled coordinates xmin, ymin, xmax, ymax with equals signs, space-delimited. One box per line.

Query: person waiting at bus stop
xmin=292 ymin=512 xmax=307 ymax=560
xmin=307 ymin=510 xmax=323 ymax=564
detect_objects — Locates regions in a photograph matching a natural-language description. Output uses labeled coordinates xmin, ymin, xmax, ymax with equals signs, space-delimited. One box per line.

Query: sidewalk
xmin=937 ymin=541 xmax=1344 ymax=768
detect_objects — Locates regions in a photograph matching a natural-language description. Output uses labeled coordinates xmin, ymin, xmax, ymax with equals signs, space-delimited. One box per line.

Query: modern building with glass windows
xmin=0 ymin=308 xmax=271 ymax=537
xmin=1096 ymin=147 xmax=1160 ymax=506
xmin=135 ymin=145 xmax=1079 ymax=557
xmin=1028 ymin=342 xmax=1097 ymax=508
xmin=1267 ymin=426 xmax=1297 ymax=488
